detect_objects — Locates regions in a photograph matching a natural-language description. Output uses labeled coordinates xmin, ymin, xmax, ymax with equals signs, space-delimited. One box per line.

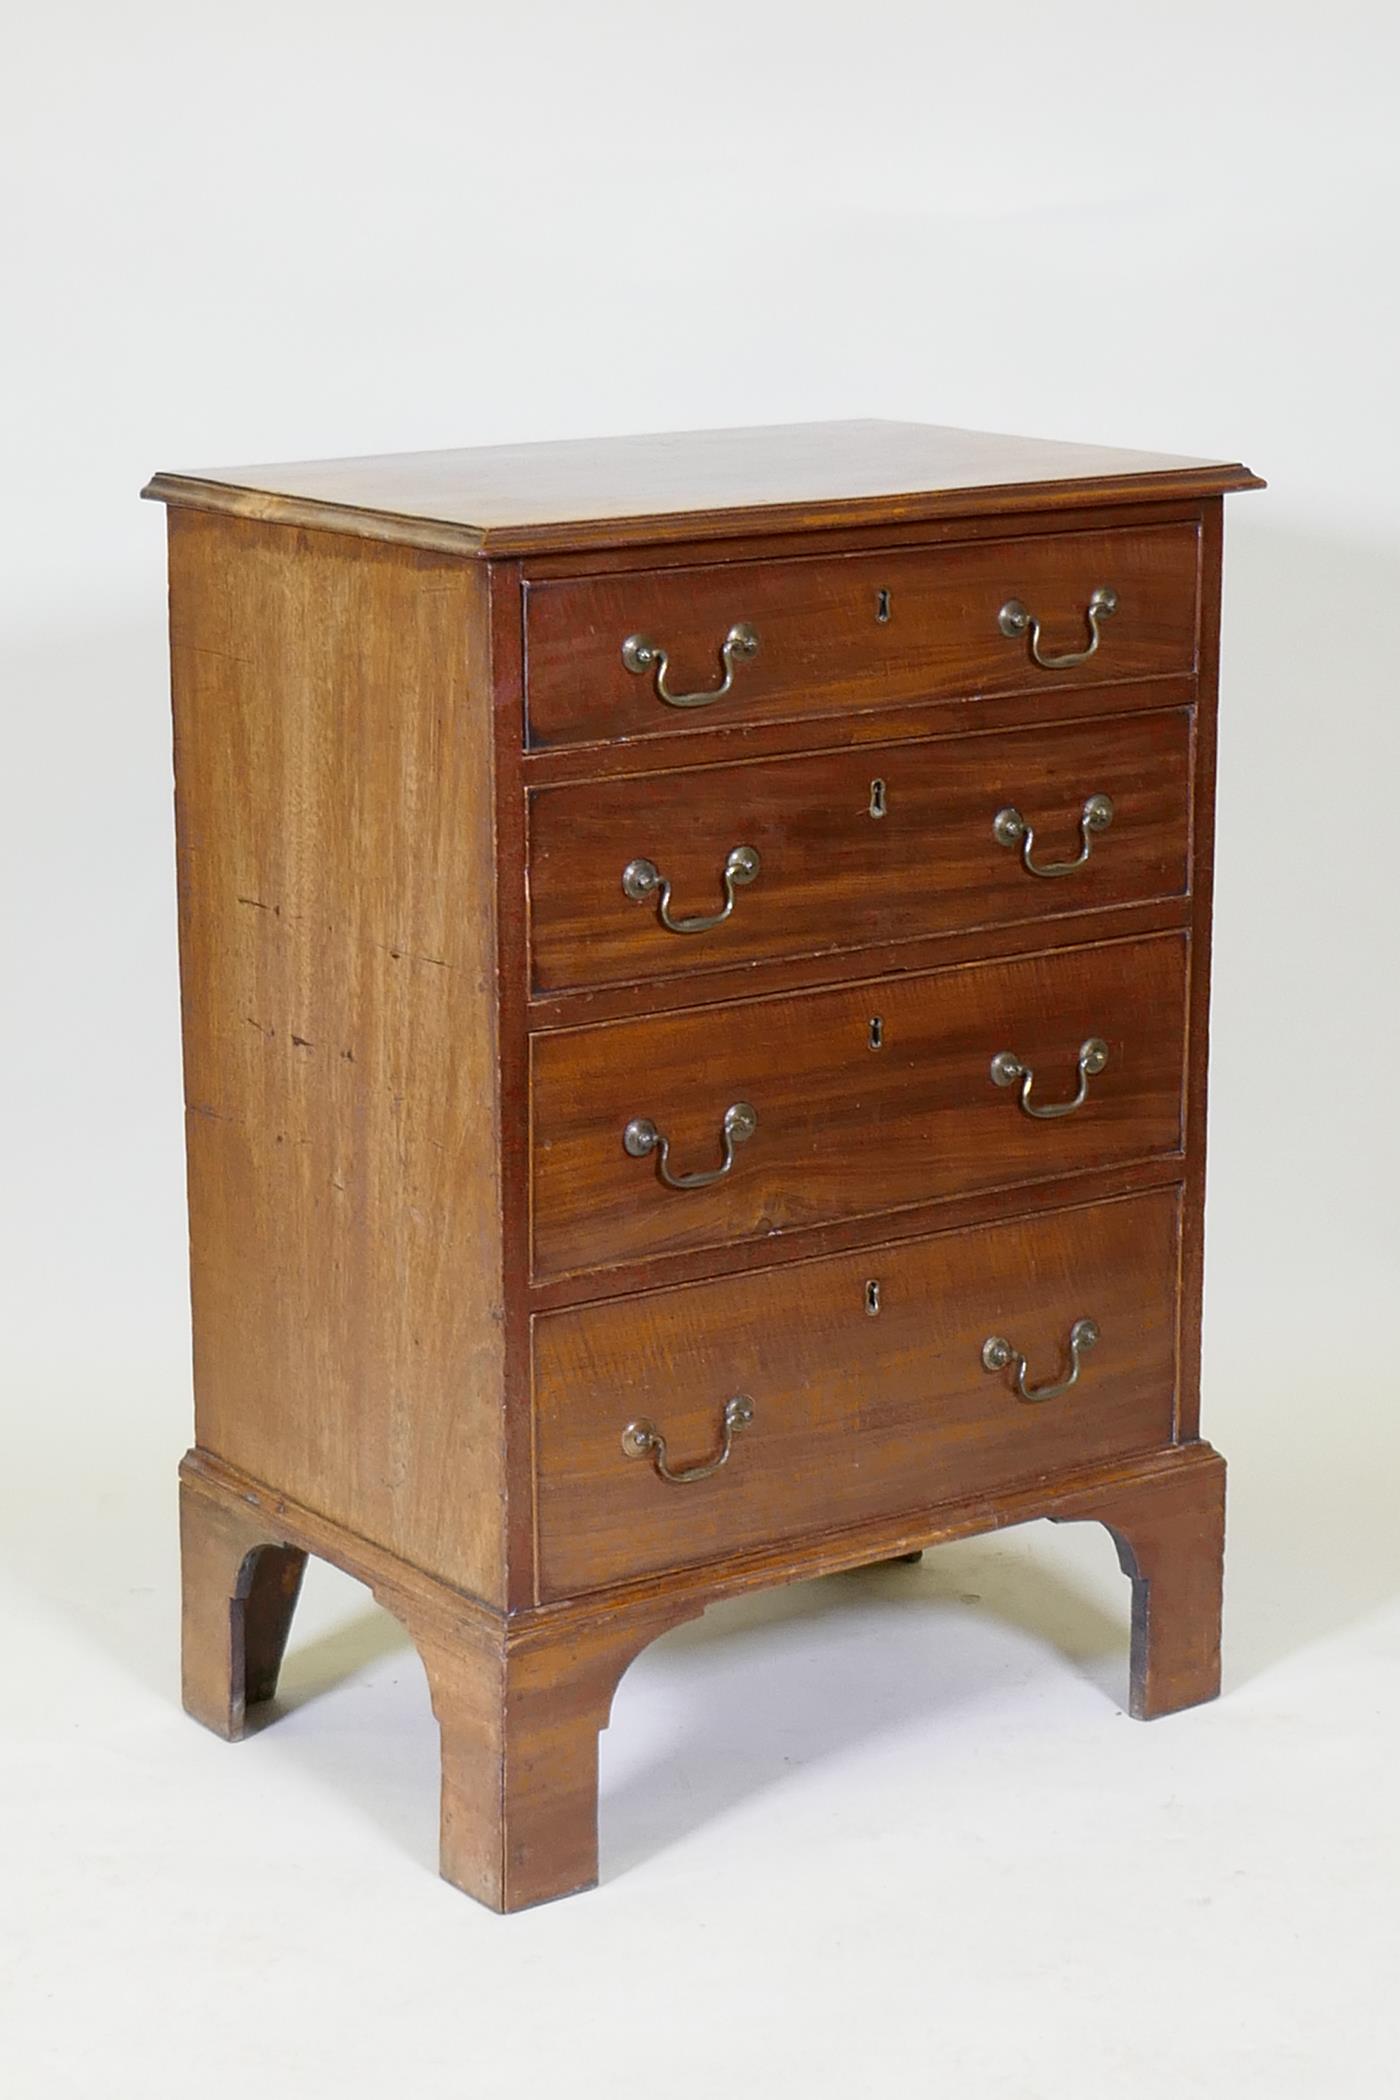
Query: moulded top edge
xmin=142 ymin=418 xmax=1264 ymax=558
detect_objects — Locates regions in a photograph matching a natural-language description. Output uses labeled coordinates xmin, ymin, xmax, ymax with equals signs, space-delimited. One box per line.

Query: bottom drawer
xmin=533 ymin=1187 xmax=1181 ymax=1599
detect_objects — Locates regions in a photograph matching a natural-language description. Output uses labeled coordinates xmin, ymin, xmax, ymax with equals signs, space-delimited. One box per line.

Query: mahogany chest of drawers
xmin=145 ymin=420 xmax=1262 ymax=1910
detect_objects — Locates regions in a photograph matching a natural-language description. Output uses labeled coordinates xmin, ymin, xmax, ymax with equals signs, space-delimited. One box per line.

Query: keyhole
xmin=865 ymin=1280 xmax=881 ymax=1317
xmin=869 ymin=778 xmax=887 ymax=820
xmin=868 ymin=1015 xmax=884 ymax=1050
xmin=875 ymin=588 xmax=892 ymax=623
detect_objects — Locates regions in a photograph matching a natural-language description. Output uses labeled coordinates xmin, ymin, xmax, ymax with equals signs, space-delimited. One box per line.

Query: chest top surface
xmin=143 ymin=417 xmax=1263 ymax=558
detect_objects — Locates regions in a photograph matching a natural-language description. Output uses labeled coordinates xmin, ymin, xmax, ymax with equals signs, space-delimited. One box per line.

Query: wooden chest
xmin=145 ymin=420 xmax=1262 ymax=1909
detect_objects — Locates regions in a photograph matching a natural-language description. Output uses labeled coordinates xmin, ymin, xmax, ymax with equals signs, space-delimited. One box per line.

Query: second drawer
xmin=530 ymin=930 xmax=1187 ymax=1280
xmin=528 ymin=708 xmax=1192 ymax=993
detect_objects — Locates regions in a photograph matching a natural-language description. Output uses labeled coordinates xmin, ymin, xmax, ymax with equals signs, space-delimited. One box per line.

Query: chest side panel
xmin=167 ymin=510 xmax=507 ymax=1602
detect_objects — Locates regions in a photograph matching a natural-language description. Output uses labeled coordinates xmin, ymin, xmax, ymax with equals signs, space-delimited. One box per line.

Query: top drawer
xmin=523 ymin=522 xmax=1201 ymax=749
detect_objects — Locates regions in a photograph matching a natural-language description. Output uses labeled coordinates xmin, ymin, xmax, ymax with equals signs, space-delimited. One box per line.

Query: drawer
xmin=531 ymin=931 xmax=1186 ymax=1281
xmin=528 ymin=709 xmax=1191 ymax=994
xmin=523 ymin=522 xmax=1200 ymax=749
xmin=533 ymin=1187 xmax=1181 ymax=1597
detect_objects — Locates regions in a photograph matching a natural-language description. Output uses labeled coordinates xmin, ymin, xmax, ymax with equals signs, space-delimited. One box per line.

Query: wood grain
xmin=524 ymin=522 xmax=1202 ymax=748
xmin=519 ymin=496 xmax=1212 ymax=582
xmin=179 ymin=1473 xmax=307 ymax=1739
xmin=526 ymin=895 xmax=1191 ymax=1038
xmin=1177 ymin=499 xmax=1223 ymax=1443
xmin=521 ymin=669 xmax=1197 ymax=794
xmin=179 ymin=1448 xmax=699 ymax=1910
xmin=531 ymin=932 xmax=1188 ymax=1280
xmin=143 ymin=418 xmax=1261 ymax=557
xmin=179 ymin=1429 xmax=1224 ymax=1907
xmin=533 ymin=1187 xmax=1182 ymax=1598
xmin=167 ymin=509 xmax=508 ymax=1602
xmin=528 ymin=707 xmax=1192 ymax=993
xmin=148 ymin=420 xmax=1256 ymax=1909
xmin=1053 ymin=1445 xmax=1225 ymax=1718
xmin=414 ymin=1599 xmax=700 ymax=1910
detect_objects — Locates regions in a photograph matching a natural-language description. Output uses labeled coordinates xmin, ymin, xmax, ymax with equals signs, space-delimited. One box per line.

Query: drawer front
xmin=531 ymin=932 xmax=1186 ymax=1281
xmin=534 ymin=1188 xmax=1181 ymax=1598
xmin=524 ymin=523 xmax=1200 ymax=749
xmin=528 ymin=709 xmax=1191 ymax=994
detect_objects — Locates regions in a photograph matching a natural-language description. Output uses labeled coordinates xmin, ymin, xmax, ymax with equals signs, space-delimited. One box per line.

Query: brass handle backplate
xmin=622 ymin=622 xmax=760 ymax=708
xmin=982 ymin=1318 xmax=1100 ymax=1404
xmin=623 ymin=1100 xmax=757 ymax=1190
xmin=993 ymin=792 xmax=1114 ymax=878
xmin=622 ymin=1395 xmax=755 ymax=1484
xmin=622 ymin=845 xmax=760 ymax=933
xmin=990 ymin=1037 xmax=1108 ymax=1118
xmin=998 ymin=585 xmax=1117 ymax=669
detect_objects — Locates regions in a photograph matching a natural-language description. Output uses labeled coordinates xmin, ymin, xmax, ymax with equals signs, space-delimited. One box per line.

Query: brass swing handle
xmin=622 ymin=845 xmax=760 ymax=934
xmin=623 ymin=1101 xmax=757 ymax=1190
xmin=621 ymin=1395 xmax=755 ymax=1485
xmin=982 ymin=1318 xmax=1100 ymax=1404
xmin=999 ymin=585 xmax=1118 ymax=669
xmin=622 ymin=622 xmax=760 ymax=708
xmin=994 ymin=792 xmax=1114 ymax=878
xmin=990 ymin=1037 xmax=1108 ymax=1118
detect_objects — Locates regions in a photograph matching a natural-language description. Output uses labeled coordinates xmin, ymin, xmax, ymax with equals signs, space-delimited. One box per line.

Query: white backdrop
xmin=3 ymin=4 xmax=1397 ymax=2094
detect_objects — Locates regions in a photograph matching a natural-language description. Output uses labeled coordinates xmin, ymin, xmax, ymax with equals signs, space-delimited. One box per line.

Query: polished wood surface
xmin=414 ymin=1593 xmax=701 ymax=1909
xmin=179 ymin=1476 xmax=307 ymax=1740
xmin=148 ymin=420 xmax=1257 ymax=1909
xmin=166 ymin=510 xmax=508 ymax=1602
xmin=1177 ymin=501 xmax=1224 ymax=1446
xmin=531 ymin=932 xmax=1187 ymax=1279
xmin=144 ymin=419 xmax=1261 ymax=556
xmin=1053 ymin=1449 xmax=1226 ymax=1719
xmin=180 ymin=1435 xmax=1224 ymax=1906
xmin=524 ymin=523 xmax=1201 ymax=748
xmin=534 ymin=1189 xmax=1180 ymax=1597
xmin=528 ymin=708 xmax=1192 ymax=993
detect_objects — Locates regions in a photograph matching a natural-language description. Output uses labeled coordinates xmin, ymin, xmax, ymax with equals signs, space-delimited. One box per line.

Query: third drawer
xmin=531 ymin=929 xmax=1187 ymax=1280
